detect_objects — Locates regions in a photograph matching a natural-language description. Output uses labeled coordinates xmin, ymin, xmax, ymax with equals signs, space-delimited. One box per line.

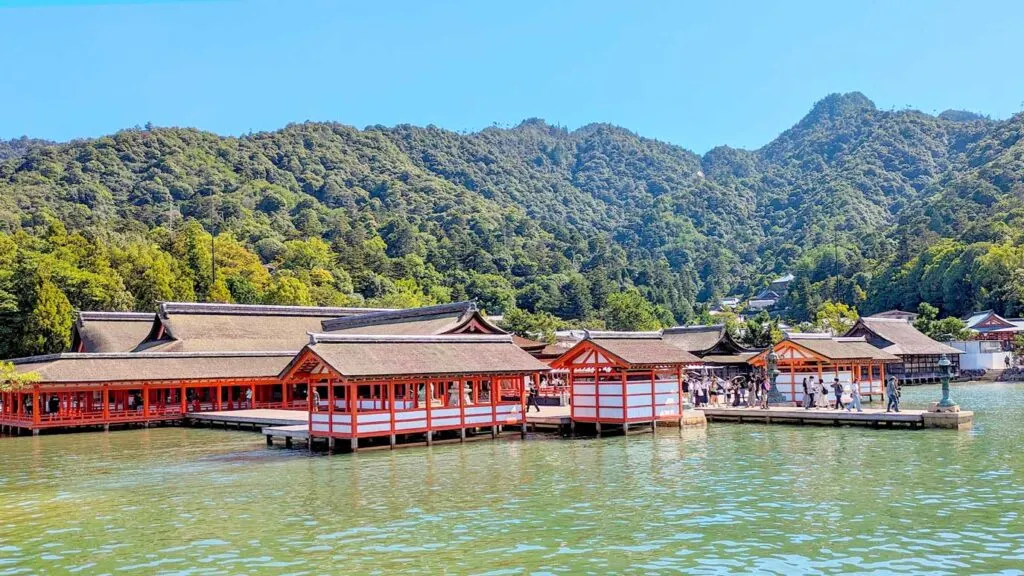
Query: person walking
xmin=846 ymin=379 xmax=863 ymax=412
xmin=817 ymin=378 xmax=830 ymax=409
xmin=803 ymin=377 xmax=814 ymax=409
xmin=831 ymin=378 xmax=845 ymax=410
xmin=760 ymin=375 xmax=771 ymax=409
xmin=885 ymin=377 xmax=901 ymax=412
xmin=311 ymin=387 xmax=321 ymax=412
xmin=527 ymin=381 xmax=541 ymax=413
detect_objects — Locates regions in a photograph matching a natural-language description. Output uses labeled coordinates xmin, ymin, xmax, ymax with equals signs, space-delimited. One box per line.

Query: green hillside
xmin=1 ymin=92 xmax=1022 ymax=357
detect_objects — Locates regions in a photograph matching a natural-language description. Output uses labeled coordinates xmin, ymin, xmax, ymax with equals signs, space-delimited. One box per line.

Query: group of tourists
xmin=686 ymin=374 xmax=771 ymax=409
xmin=801 ymin=377 xmax=861 ymax=411
xmin=799 ymin=376 xmax=901 ymax=412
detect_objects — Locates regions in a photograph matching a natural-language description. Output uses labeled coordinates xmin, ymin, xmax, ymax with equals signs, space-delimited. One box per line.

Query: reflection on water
xmin=1 ymin=382 xmax=1023 ymax=574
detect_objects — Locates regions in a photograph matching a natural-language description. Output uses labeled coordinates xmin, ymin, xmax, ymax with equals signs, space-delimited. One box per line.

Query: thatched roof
xmin=138 ymin=302 xmax=392 ymax=353
xmin=72 ymin=311 xmax=157 ymax=353
xmin=847 ymin=318 xmax=961 ymax=356
xmin=320 ymin=301 xmax=507 ymax=336
xmin=285 ymin=334 xmax=549 ymax=379
xmin=661 ymin=325 xmax=725 ymax=352
xmin=549 ymin=331 xmax=701 ymax=368
xmin=868 ymin=309 xmax=919 ymax=321
xmin=787 ymin=335 xmax=899 ymax=361
xmin=11 ymin=352 xmax=293 ymax=384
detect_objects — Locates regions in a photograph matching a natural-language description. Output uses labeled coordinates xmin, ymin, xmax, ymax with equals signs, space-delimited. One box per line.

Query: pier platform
xmin=263 ymin=424 xmax=309 ymax=447
xmin=187 ymin=409 xmax=306 ymax=429
xmin=701 ymin=406 xmax=972 ymax=429
xmin=527 ymin=405 xmax=571 ymax=433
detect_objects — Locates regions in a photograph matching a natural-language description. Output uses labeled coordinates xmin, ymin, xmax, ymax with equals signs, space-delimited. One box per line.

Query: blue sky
xmin=1 ymin=0 xmax=1022 ymax=152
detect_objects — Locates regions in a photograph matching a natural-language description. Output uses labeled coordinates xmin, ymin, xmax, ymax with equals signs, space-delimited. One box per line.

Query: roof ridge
xmin=663 ymin=324 xmax=725 ymax=333
xmin=320 ymin=301 xmax=476 ymax=331
xmin=10 ymin=351 xmax=298 ymax=364
xmin=584 ymin=330 xmax=662 ymax=340
xmin=308 ymin=332 xmax=511 ymax=345
xmin=787 ymin=332 xmax=834 ymax=340
xmin=77 ymin=311 xmax=158 ymax=322
xmin=159 ymin=301 xmax=394 ymax=318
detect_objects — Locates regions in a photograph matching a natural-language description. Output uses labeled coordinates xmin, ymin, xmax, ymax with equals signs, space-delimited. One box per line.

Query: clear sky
xmin=1 ymin=0 xmax=1022 ymax=152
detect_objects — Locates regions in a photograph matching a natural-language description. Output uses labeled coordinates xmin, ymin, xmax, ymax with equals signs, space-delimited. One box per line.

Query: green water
xmin=1 ymin=382 xmax=1022 ymax=575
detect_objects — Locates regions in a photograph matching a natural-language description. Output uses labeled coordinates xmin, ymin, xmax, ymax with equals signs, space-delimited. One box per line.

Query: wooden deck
xmin=526 ymin=405 xmax=571 ymax=432
xmin=187 ymin=409 xmax=306 ymax=428
xmin=701 ymin=406 xmax=973 ymax=429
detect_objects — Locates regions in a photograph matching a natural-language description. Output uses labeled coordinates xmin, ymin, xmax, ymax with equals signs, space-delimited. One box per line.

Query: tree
xmin=22 ymin=275 xmax=74 ymax=355
xmin=912 ymin=302 xmax=939 ymax=335
xmin=929 ymin=317 xmax=970 ymax=341
xmin=815 ymin=301 xmax=858 ymax=335
xmin=0 ymin=361 xmax=39 ymax=392
xmin=603 ymin=289 xmax=662 ymax=331
xmin=742 ymin=310 xmax=782 ymax=348
xmin=263 ymin=275 xmax=313 ymax=306
xmin=367 ymin=278 xmax=437 ymax=309
xmin=500 ymin=307 xmax=563 ymax=343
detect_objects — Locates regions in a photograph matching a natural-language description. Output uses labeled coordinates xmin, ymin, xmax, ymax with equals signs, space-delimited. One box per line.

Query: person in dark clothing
xmin=527 ymin=383 xmax=541 ymax=413
xmin=831 ymin=378 xmax=844 ymax=410
xmin=802 ymin=378 xmax=814 ymax=409
xmin=886 ymin=377 xmax=901 ymax=412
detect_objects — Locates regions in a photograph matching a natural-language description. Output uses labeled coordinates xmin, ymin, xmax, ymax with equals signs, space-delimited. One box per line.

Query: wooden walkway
xmin=701 ymin=406 xmax=972 ymax=429
xmin=188 ymin=409 xmax=306 ymax=429
xmin=526 ymin=405 xmax=571 ymax=433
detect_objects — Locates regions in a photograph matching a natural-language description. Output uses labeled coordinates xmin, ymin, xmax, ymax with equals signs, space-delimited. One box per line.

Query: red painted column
xmin=327 ymin=378 xmax=334 ymax=437
xmin=389 ymin=380 xmax=396 ymax=439
xmin=350 ymin=382 xmax=358 ymax=438
xmin=32 ymin=388 xmax=40 ymax=427
xmin=620 ymin=370 xmax=628 ymax=424
xmin=490 ymin=377 xmax=497 ymax=427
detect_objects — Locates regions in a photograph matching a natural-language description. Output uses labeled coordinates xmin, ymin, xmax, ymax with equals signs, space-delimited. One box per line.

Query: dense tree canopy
xmin=0 ymin=92 xmax=1022 ymax=356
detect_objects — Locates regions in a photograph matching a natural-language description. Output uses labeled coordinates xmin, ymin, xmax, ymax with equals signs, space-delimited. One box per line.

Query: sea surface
xmin=1 ymin=382 xmax=1022 ymax=575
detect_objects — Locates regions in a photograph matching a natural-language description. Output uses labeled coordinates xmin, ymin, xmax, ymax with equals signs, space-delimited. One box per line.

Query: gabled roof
xmin=137 ymin=301 xmax=392 ymax=353
xmin=12 ymin=351 xmax=293 ymax=383
xmin=965 ymin=310 xmax=1018 ymax=332
xmin=750 ymin=334 xmax=899 ymax=366
xmin=550 ymin=331 xmax=701 ymax=369
xmin=661 ymin=324 xmax=754 ymax=358
xmin=846 ymin=318 xmax=961 ymax=356
xmin=319 ymin=301 xmax=506 ymax=336
xmin=753 ymin=289 xmax=781 ymax=301
xmin=71 ymin=311 xmax=157 ymax=353
xmin=868 ymin=309 xmax=919 ymax=321
xmin=661 ymin=325 xmax=726 ymax=353
xmin=789 ymin=335 xmax=898 ymax=361
xmin=281 ymin=333 xmax=548 ymax=379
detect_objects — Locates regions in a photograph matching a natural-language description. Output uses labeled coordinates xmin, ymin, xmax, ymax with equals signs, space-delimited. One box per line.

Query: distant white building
xmin=949 ymin=340 xmax=1012 ymax=370
xmin=718 ymin=296 xmax=741 ymax=309
xmin=747 ymin=289 xmax=781 ymax=311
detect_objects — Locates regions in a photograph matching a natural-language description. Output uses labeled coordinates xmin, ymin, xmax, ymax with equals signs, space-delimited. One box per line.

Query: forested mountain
xmin=1 ymin=92 xmax=1022 ymax=357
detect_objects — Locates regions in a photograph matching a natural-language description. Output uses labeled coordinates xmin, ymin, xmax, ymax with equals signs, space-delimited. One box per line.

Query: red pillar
xmin=32 ymin=388 xmax=40 ymax=427
xmin=327 ymin=378 xmax=334 ymax=437
xmin=650 ymin=369 xmax=656 ymax=421
xmin=350 ymin=382 xmax=358 ymax=438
